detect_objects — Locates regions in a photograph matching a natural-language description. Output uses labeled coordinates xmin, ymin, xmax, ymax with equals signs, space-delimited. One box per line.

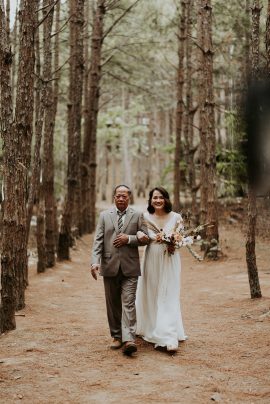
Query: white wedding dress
xmin=136 ymin=211 xmax=186 ymax=348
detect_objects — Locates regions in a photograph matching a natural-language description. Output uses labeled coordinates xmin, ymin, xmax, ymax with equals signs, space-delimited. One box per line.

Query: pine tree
xmin=245 ymin=0 xmax=262 ymax=299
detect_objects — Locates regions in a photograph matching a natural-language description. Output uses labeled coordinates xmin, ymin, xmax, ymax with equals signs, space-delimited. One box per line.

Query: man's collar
xmin=114 ymin=206 xmax=129 ymax=214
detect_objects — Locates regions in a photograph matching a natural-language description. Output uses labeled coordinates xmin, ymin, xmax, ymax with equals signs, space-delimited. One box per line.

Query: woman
xmin=136 ymin=187 xmax=186 ymax=352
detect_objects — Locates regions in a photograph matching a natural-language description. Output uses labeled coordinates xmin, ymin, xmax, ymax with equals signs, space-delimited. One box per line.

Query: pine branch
xmin=99 ymin=94 xmax=118 ymax=110
xmin=103 ymin=0 xmax=142 ymax=41
xmin=105 ymin=0 xmax=121 ymax=10
xmin=105 ymin=71 xmax=155 ymax=95
xmin=102 ymin=41 xmax=161 ymax=54
xmin=52 ymin=56 xmax=71 ymax=75
xmin=51 ymin=15 xmax=71 ymax=38
xmin=37 ymin=0 xmax=59 ymax=13
xmin=36 ymin=0 xmax=59 ymax=29
xmin=101 ymin=54 xmax=114 ymax=67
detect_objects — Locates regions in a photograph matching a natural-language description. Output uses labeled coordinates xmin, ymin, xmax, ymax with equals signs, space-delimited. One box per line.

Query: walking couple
xmin=90 ymin=185 xmax=186 ymax=356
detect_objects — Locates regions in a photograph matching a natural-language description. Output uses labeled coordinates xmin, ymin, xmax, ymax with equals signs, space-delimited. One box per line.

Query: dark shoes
xmin=110 ymin=338 xmax=122 ymax=350
xmin=123 ymin=341 xmax=137 ymax=355
xmin=110 ymin=339 xmax=137 ymax=355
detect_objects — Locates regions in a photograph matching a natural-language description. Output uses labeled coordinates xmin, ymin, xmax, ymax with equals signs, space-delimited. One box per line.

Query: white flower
xmin=175 ymin=220 xmax=184 ymax=232
xmin=182 ymin=236 xmax=193 ymax=246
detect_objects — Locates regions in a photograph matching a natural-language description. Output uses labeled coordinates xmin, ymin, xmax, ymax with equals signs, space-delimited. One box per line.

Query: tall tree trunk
xmin=173 ymin=1 xmax=186 ymax=211
xmin=246 ymin=190 xmax=261 ymax=297
xmin=58 ymin=0 xmax=85 ymax=260
xmin=27 ymin=4 xmax=44 ymax=243
xmin=81 ymin=0 xmax=90 ymax=230
xmin=122 ymin=87 xmax=133 ymax=192
xmin=1 ymin=0 xmax=36 ymax=325
xmin=265 ymin=0 xmax=270 ymax=73
xmin=198 ymin=1 xmax=207 ymax=226
xmin=82 ymin=0 xmax=106 ymax=233
xmin=72 ymin=0 xmax=84 ymax=236
xmin=0 ymin=2 xmax=16 ymax=332
xmin=198 ymin=0 xmax=218 ymax=241
xmin=184 ymin=0 xmax=197 ymax=220
xmin=36 ymin=185 xmax=47 ymax=274
xmin=42 ymin=0 xmax=56 ymax=268
xmin=13 ymin=0 xmax=37 ymax=309
xmin=30 ymin=3 xmax=47 ymax=273
xmin=245 ymin=0 xmax=262 ymax=299
xmin=251 ymin=1 xmax=261 ymax=77
xmin=11 ymin=6 xmax=18 ymax=103
xmin=5 ymin=0 xmax=10 ymax=41
xmin=245 ymin=0 xmax=251 ymax=80
xmin=53 ymin=0 xmax=61 ymax=249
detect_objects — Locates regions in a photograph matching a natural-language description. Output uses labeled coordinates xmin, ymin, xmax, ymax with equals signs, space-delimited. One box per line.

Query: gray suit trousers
xmin=103 ymin=268 xmax=138 ymax=342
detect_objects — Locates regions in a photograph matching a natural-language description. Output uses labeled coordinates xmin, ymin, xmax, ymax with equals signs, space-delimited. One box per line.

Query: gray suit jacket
xmin=91 ymin=206 xmax=148 ymax=277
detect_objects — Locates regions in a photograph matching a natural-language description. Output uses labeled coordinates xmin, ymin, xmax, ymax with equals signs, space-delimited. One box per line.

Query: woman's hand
xmin=156 ymin=230 xmax=165 ymax=243
xmin=167 ymin=244 xmax=175 ymax=255
xmin=136 ymin=231 xmax=149 ymax=244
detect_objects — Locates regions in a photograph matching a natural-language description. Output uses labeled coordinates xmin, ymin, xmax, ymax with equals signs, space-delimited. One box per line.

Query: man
xmin=91 ymin=185 xmax=148 ymax=355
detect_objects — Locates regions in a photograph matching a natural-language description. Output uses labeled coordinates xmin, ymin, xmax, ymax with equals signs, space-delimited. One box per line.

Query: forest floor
xmin=1 ymin=202 xmax=270 ymax=403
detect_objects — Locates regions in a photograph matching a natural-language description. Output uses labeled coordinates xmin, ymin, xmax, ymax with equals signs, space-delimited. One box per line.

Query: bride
xmin=136 ymin=187 xmax=186 ymax=352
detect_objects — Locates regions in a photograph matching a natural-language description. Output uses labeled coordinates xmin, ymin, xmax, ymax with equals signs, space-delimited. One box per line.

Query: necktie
xmin=117 ymin=210 xmax=126 ymax=232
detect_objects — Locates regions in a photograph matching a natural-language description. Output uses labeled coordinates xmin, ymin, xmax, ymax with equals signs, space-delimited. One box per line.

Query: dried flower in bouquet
xmin=141 ymin=216 xmax=214 ymax=261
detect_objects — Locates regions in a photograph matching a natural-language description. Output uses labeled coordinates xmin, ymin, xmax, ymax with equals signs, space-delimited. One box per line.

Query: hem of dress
xmin=141 ymin=335 xmax=188 ymax=347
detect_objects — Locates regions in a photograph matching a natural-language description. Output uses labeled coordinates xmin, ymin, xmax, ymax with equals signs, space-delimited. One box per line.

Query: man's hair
xmin=113 ymin=184 xmax=132 ymax=196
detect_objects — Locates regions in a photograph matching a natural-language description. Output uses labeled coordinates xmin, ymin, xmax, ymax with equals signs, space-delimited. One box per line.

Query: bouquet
xmin=140 ymin=217 xmax=212 ymax=261
xmin=155 ymin=219 xmax=203 ymax=259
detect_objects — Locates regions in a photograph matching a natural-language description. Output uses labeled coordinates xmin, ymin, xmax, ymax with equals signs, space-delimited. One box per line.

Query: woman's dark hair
xmin=147 ymin=187 xmax=172 ymax=213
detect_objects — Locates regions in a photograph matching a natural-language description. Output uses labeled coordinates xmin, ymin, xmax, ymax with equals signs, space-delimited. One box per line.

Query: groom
xmin=91 ymin=185 xmax=148 ymax=355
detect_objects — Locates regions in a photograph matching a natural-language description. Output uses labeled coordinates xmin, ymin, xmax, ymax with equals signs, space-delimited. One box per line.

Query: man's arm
xmin=129 ymin=213 xmax=149 ymax=246
xmin=91 ymin=212 xmax=105 ymax=279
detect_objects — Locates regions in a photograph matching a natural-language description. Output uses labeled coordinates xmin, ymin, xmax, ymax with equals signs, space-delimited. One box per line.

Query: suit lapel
xmin=121 ymin=207 xmax=134 ymax=233
xmin=109 ymin=209 xmax=118 ymax=233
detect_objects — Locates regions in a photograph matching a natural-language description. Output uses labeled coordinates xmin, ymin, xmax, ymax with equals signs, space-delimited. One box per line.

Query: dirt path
xmin=1 ymin=226 xmax=270 ymax=403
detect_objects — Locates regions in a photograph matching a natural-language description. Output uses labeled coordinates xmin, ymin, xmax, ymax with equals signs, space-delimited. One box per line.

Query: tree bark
xmin=13 ymin=0 xmax=37 ymax=309
xmin=245 ymin=0 xmax=262 ymax=299
xmin=121 ymin=87 xmax=133 ymax=192
xmin=198 ymin=0 xmax=218 ymax=241
xmin=58 ymin=0 xmax=85 ymax=260
xmin=81 ymin=0 xmax=91 ymax=231
xmin=173 ymin=1 xmax=186 ymax=211
xmin=36 ymin=186 xmax=47 ymax=274
xmin=5 ymin=0 xmax=10 ymax=42
xmin=71 ymin=0 xmax=84 ymax=236
xmin=11 ymin=6 xmax=18 ymax=103
xmin=53 ymin=0 xmax=61 ymax=249
xmin=198 ymin=1 xmax=207 ymax=226
xmin=27 ymin=3 xmax=44 ymax=244
xmin=184 ymin=0 xmax=198 ymax=221
xmin=42 ymin=0 xmax=56 ymax=268
xmin=0 ymin=2 xmax=16 ymax=332
xmin=245 ymin=0 xmax=251 ymax=81
xmin=82 ymin=0 xmax=106 ymax=233
xmin=246 ymin=190 xmax=261 ymax=297
xmin=266 ymin=0 xmax=270 ymax=73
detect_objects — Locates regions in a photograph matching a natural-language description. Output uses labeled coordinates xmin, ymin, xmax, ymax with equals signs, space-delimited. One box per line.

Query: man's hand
xmin=91 ymin=264 xmax=100 ymax=280
xmin=113 ymin=233 xmax=129 ymax=248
